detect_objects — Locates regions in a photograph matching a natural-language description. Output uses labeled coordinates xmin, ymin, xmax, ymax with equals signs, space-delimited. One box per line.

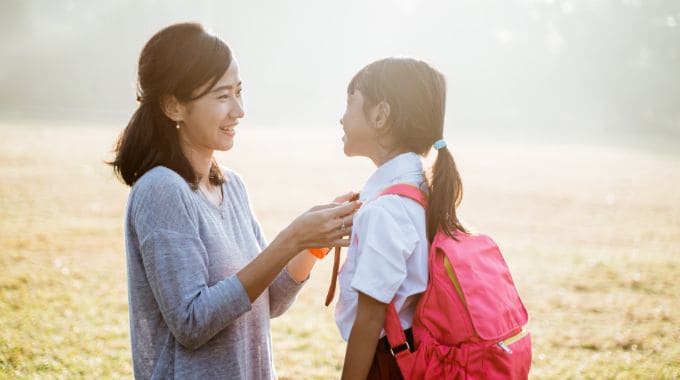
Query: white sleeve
xmin=350 ymin=201 xmax=419 ymax=304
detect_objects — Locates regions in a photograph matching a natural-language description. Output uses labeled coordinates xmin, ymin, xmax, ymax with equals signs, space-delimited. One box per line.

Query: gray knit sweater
xmin=124 ymin=166 xmax=303 ymax=379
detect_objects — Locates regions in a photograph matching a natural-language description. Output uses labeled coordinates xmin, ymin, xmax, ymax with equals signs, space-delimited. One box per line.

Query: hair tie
xmin=433 ymin=139 xmax=447 ymax=150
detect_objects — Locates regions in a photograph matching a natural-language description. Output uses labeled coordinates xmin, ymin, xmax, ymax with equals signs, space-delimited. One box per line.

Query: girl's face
xmin=179 ymin=60 xmax=244 ymax=155
xmin=340 ymin=90 xmax=380 ymax=159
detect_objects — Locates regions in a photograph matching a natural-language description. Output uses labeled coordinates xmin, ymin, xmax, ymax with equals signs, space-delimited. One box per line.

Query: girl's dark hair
xmin=110 ymin=22 xmax=231 ymax=188
xmin=348 ymin=57 xmax=466 ymax=241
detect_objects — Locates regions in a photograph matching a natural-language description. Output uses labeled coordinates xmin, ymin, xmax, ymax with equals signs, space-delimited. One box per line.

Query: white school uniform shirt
xmin=335 ymin=152 xmax=429 ymax=341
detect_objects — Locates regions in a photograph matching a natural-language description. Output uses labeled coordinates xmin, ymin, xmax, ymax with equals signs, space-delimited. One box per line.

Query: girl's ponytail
xmin=427 ymin=143 xmax=466 ymax=242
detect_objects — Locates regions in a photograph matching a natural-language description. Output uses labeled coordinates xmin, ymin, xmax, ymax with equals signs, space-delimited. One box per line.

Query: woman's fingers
xmin=335 ymin=214 xmax=354 ymax=231
xmin=292 ymin=200 xmax=359 ymax=251
xmin=333 ymin=191 xmax=358 ymax=203
xmin=307 ymin=221 xmax=353 ymax=248
xmin=324 ymin=200 xmax=361 ymax=220
xmin=308 ymin=202 xmax=340 ymax=213
xmin=323 ymin=203 xmax=357 ymax=241
xmin=332 ymin=226 xmax=352 ymax=240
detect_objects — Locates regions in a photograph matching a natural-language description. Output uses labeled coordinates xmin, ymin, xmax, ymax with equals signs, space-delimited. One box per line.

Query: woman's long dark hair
xmin=348 ymin=58 xmax=466 ymax=241
xmin=110 ymin=22 xmax=231 ymax=188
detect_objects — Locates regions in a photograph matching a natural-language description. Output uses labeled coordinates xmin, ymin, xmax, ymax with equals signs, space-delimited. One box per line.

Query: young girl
xmin=336 ymin=58 xmax=465 ymax=379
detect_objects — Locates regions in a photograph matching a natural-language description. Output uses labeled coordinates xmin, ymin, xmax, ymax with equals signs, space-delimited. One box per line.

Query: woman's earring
xmin=176 ymin=121 xmax=181 ymax=129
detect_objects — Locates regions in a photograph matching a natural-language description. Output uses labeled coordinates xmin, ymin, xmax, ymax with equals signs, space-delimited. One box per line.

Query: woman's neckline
xmin=194 ymin=182 xmax=227 ymax=218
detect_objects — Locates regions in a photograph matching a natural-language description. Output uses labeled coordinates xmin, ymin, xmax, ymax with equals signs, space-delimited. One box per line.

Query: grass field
xmin=0 ymin=123 xmax=678 ymax=379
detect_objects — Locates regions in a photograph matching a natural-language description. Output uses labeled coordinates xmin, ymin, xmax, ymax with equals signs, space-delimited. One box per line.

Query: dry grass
xmin=0 ymin=123 xmax=678 ymax=379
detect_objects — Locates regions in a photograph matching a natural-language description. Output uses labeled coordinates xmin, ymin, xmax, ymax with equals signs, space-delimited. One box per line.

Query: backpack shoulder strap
xmin=380 ymin=183 xmax=426 ymax=371
xmin=379 ymin=183 xmax=427 ymax=208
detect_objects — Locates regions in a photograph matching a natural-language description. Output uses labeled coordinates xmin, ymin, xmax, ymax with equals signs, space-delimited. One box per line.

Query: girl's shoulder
xmin=359 ymin=191 xmax=424 ymax=218
xmin=355 ymin=194 xmax=423 ymax=235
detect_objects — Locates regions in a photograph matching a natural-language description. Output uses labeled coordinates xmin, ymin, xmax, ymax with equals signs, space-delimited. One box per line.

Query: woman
xmin=110 ymin=22 xmax=358 ymax=379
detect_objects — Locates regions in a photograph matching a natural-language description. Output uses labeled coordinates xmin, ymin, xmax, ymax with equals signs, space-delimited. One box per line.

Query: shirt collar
xmin=360 ymin=152 xmax=424 ymax=202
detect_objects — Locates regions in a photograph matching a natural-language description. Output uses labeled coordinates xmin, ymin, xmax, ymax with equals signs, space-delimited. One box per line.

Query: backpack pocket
xmin=480 ymin=329 xmax=532 ymax=380
xmin=434 ymin=232 xmax=529 ymax=341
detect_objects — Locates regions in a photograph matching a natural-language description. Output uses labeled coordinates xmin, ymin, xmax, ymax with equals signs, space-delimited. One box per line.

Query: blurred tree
xmin=517 ymin=0 xmax=680 ymax=134
xmin=0 ymin=0 xmax=677 ymax=138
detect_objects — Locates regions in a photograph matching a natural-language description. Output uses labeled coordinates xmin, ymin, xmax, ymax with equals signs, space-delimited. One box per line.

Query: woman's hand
xmin=238 ymin=193 xmax=359 ymax=303
xmin=333 ymin=191 xmax=359 ymax=204
xmin=284 ymin=198 xmax=361 ymax=252
xmin=289 ymin=191 xmax=360 ymax=283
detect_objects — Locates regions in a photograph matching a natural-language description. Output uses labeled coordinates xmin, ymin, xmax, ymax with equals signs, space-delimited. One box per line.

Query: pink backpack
xmin=380 ymin=184 xmax=531 ymax=380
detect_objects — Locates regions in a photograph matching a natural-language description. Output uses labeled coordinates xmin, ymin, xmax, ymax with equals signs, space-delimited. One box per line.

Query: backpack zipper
xmin=497 ymin=328 xmax=529 ymax=354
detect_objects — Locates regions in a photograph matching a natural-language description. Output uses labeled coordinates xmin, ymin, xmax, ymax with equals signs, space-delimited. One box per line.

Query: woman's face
xmin=340 ymin=90 xmax=379 ymax=158
xmin=179 ymin=60 xmax=244 ymax=154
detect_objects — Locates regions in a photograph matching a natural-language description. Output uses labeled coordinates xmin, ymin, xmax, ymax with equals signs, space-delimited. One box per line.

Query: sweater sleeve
xmin=268 ymin=268 xmax=306 ymax=318
xmin=132 ymin=176 xmax=252 ymax=350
